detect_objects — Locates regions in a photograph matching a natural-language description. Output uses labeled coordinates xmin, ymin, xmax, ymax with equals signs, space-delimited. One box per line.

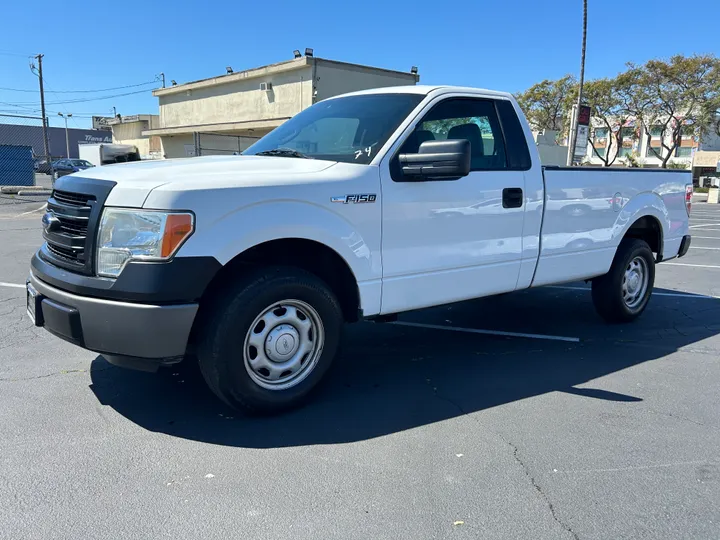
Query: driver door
xmin=379 ymin=96 xmax=526 ymax=314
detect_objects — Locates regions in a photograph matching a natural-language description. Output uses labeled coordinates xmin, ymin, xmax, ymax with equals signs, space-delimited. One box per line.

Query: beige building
xmin=110 ymin=114 xmax=163 ymax=160
xmin=143 ymin=54 xmax=420 ymax=158
xmin=692 ymin=127 xmax=720 ymax=185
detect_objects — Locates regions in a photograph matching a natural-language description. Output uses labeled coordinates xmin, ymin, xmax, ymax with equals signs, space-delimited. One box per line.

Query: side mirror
xmin=398 ymin=139 xmax=471 ymax=181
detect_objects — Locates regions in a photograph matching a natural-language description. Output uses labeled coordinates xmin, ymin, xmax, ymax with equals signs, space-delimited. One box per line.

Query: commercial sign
xmin=574 ymin=125 xmax=589 ymax=159
xmin=81 ymin=133 xmax=112 ymax=144
xmin=92 ymin=116 xmax=113 ymax=131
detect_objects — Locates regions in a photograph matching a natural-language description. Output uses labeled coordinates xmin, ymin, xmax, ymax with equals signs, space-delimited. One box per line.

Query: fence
xmin=0 ymin=114 xmax=56 ymax=187
xmin=196 ymin=132 xmax=260 ymax=157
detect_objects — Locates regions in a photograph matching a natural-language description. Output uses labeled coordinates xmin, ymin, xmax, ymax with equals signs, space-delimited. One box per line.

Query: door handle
xmin=502 ymin=188 xmax=523 ymax=209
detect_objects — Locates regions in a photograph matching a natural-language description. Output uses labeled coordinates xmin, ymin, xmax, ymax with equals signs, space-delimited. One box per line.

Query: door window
xmin=398 ymin=98 xmax=508 ymax=172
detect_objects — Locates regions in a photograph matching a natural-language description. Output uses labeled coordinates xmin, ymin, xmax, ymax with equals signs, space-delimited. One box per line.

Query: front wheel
xmin=197 ymin=266 xmax=343 ymax=414
xmin=591 ymin=238 xmax=655 ymax=323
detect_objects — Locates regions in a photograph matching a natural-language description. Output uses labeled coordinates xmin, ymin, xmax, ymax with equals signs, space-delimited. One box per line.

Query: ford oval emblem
xmin=42 ymin=212 xmax=61 ymax=233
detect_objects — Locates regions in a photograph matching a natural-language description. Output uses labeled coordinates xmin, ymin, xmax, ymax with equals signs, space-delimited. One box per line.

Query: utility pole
xmin=58 ymin=113 xmax=72 ymax=157
xmin=35 ymin=54 xmax=51 ymax=166
xmin=160 ymin=72 xmax=165 ymax=88
xmin=566 ymin=0 xmax=588 ymax=166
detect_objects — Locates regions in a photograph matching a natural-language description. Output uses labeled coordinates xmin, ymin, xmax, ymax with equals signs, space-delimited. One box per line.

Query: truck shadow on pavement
xmin=89 ymin=287 xmax=720 ymax=448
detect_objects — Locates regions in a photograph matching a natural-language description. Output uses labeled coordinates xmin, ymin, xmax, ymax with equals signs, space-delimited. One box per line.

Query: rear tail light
xmin=685 ymin=184 xmax=693 ymax=216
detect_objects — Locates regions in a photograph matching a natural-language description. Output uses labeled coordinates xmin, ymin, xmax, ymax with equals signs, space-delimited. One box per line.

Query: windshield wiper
xmin=254 ymin=148 xmax=312 ymax=159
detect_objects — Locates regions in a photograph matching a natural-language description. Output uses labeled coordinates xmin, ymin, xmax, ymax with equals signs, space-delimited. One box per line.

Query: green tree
xmin=583 ymin=78 xmax=633 ymax=167
xmin=514 ymin=75 xmax=577 ymax=134
xmin=619 ymin=55 xmax=720 ymax=168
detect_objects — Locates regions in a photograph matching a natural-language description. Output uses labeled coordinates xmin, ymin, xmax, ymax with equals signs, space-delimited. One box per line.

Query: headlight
xmin=96 ymin=209 xmax=194 ymax=278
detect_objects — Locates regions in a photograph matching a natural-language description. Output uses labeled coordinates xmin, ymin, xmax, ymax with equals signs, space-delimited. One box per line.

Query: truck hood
xmin=70 ymin=155 xmax=338 ymax=207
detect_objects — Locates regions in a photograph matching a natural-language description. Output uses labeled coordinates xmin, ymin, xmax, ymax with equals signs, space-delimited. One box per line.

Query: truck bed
xmin=532 ymin=167 xmax=691 ymax=287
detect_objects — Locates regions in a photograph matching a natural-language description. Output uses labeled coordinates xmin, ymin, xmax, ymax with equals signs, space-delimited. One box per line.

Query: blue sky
xmin=1 ymin=0 xmax=718 ymax=129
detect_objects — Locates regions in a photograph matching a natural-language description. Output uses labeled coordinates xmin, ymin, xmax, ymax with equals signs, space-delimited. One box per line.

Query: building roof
xmin=108 ymin=114 xmax=157 ymax=125
xmin=154 ymin=56 xmax=419 ymax=97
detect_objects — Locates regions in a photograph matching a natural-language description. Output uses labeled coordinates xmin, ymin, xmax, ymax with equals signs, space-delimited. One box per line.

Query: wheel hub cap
xmin=266 ymin=324 xmax=299 ymax=362
xmin=622 ymin=256 xmax=649 ymax=310
xmin=243 ymin=300 xmax=325 ymax=391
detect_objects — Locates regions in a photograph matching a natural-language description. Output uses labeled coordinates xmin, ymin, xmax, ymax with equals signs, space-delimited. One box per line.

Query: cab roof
xmin=334 ymin=85 xmax=514 ymax=101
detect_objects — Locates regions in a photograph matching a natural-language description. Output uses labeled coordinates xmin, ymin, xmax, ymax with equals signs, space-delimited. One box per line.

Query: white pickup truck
xmin=27 ymin=85 xmax=693 ymax=413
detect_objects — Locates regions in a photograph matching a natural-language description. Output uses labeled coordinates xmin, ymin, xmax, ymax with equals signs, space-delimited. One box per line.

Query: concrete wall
xmin=112 ymin=118 xmax=163 ymax=160
xmin=159 ymin=67 xmax=312 ymax=129
xmin=159 ymin=134 xmax=195 ymax=158
xmin=112 ymin=121 xmax=148 ymax=140
xmin=315 ymin=61 xmax=419 ymax=102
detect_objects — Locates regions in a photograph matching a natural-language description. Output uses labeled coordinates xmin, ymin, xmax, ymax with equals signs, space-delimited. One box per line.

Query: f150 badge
xmin=331 ymin=194 xmax=377 ymax=204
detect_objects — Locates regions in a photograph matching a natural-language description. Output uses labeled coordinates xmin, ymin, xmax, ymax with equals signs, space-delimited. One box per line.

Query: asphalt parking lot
xmin=1 ymin=196 xmax=719 ymax=540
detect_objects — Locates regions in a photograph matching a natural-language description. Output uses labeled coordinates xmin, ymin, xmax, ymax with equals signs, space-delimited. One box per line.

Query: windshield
xmin=70 ymin=160 xmax=93 ymax=167
xmin=243 ymin=93 xmax=424 ymax=165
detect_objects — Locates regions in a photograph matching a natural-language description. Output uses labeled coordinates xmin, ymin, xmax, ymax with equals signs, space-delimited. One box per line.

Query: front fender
xmin=178 ymin=200 xmax=382 ymax=312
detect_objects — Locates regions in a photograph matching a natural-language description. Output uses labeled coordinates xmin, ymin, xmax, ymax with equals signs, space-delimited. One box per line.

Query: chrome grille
xmin=41 ymin=189 xmax=97 ymax=273
xmin=52 ymin=190 xmax=94 ymax=207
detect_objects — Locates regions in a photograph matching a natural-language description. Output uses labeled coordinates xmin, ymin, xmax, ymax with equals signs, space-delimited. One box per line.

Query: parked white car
xmin=28 ymin=85 xmax=693 ymax=413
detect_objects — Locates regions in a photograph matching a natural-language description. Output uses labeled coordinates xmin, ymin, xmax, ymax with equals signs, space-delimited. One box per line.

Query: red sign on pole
xmin=578 ymin=105 xmax=591 ymax=126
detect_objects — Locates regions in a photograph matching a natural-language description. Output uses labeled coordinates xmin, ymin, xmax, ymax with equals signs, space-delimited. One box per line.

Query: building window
xmin=621 ymin=127 xmax=636 ymax=139
xmin=646 ymin=146 xmax=663 ymax=158
xmin=650 ymin=126 xmax=664 ymax=138
xmin=594 ymin=128 xmax=608 ymax=139
xmin=592 ymin=146 xmax=606 ymax=158
xmin=675 ymin=147 xmax=692 ymax=158
xmin=618 ymin=147 xmax=633 ymax=158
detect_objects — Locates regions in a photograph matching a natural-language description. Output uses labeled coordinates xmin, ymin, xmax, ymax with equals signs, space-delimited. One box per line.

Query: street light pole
xmin=566 ymin=0 xmax=588 ymax=166
xmin=58 ymin=112 xmax=72 ymax=157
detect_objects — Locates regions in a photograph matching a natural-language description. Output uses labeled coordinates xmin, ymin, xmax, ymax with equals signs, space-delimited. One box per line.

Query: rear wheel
xmin=591 ymin=238 xmax=655 ymax=323
xmin=197 ymin=266 xmax=343 ymax=414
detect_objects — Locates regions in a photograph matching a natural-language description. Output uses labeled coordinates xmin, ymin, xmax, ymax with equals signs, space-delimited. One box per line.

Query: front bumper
xmin=28 ymin=271 xmax=198 ymax=371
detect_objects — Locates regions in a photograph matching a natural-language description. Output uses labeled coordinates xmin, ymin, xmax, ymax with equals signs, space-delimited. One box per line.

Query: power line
xmin=0 ymin=50 xmax=34 ymax=57
xmin=0 ymin=79 xmax=158 ymax=94
xmin=46 ymin=88 xmax=154 ymax=104
xmin=5 ymin=88 xmax=155 ymax=106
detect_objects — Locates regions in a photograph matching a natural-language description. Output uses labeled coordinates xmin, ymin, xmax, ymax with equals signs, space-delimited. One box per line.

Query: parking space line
xmin=546 ymin=285 xmax=720 ymax=299
xmin=691 ymin=246 xmax=720 ymax=250
xmin=692 ymin=236 xmax=720 ymax=240
xmin=17 ymin=203 xmax=47 ymax=216
xmin=0 ymin=282 xmax=25 ymax=289
xmin=690 ymin=224 xmax=720 ymax=229
xmin=390 ymin=320 xmax=580 ymax=343
xmin=662 ymin=262 xmax=720 ymax=269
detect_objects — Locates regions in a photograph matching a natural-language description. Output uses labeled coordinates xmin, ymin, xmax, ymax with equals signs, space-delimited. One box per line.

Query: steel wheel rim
xmin=243 ymin=299 xmax=325 ymax=391
xmin=622 ymin=256 xmax=649 ymax=310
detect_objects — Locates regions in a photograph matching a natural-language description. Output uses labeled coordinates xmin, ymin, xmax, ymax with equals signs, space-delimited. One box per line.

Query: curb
xmin=17 ymin=191 xmax=51 ymax=197
xmin=1 ymin=186 xmax=52 ymax=195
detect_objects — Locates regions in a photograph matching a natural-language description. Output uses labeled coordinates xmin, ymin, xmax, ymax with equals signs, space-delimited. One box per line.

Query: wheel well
xmin=201 ymin=239 xmax=361 ymax=323
xmin=624 ymin=216 xmax=662 ymax=257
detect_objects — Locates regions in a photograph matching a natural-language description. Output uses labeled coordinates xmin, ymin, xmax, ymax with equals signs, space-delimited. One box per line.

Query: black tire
xmin=197 ymin=266 xmax=343 ymax=414
xmin=591 ymin=238 xmax=655 ymax=323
